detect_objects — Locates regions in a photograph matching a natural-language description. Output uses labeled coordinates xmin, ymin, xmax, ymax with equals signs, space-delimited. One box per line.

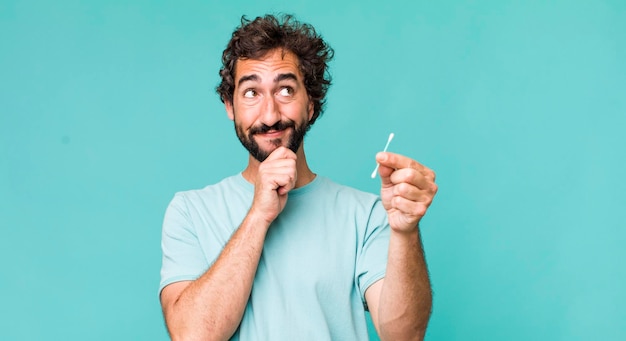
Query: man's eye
xmin=244 ymin=89 xmax=256 ymax=98
xmin=277 ymin=87 xmax=293 ymax=97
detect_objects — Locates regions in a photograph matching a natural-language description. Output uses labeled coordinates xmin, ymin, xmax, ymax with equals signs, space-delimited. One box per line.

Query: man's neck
xmin=241 ymin=146 xmax=316 ymax=189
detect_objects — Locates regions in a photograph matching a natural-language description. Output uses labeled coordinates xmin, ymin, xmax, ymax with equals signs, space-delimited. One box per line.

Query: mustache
xmin=249 ymin=120 xmax=296 ymax=135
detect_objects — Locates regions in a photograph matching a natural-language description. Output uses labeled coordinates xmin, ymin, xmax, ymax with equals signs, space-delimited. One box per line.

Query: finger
xmin=276 ymin=174 xmax=296 ymax=195
xmin=258 ymin=156 xmax=296 ymax=179
xmin=376 ymin=152 xmax=435 ymax=177
xmin=391 ymin=196 xmax=430 ymax=218
xmin=376 ymin=151 xmax=419 ymax=169
xmin=377 ymin=164 xmax=395 ymax=188
xmin=261 ymin=172 xmax=296 ymax=193
xmin=389 ymin=181 xmax=435 ymax=206
xmin=389 ymin=168 xmax=435 ymax=192
xmin=377 ymin=152 xmax=436 ymax=182
xmin=377 ymin=153 xmax=417 ymax=187
xmin=259 ymin=158 xmax=297 ymax=173
xmin=391 ymin=182 xmax=423 ymax=202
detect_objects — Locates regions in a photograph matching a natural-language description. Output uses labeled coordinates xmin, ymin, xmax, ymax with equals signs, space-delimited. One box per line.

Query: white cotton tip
xmin=371 ymin=132 xmax=395 ymax=179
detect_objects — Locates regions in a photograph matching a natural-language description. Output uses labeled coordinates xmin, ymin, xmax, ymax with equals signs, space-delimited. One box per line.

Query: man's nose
xmin=260 ymin=96 xmax=281 ymax=127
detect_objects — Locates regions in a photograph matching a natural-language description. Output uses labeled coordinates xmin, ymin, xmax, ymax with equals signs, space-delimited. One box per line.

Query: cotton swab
xmin=371 ymin=133 xmax=395 ymax=178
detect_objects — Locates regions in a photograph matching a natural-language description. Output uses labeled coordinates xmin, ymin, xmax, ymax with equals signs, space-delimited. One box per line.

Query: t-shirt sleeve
xmin=355 ymin=199 xmax=390 ymax=309
xmin=159 ymin=193 xmax=209 ymax=295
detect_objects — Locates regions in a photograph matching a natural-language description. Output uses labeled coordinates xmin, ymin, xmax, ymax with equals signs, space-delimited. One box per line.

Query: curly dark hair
xmin=216 ymin=14 xmax=334 ymax=126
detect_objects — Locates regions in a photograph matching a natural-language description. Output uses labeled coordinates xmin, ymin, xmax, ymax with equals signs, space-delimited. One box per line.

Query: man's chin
xmin=254 ymin=135 xmax=287 ymax=150
xmin=260 ymin=141 xmax=286 ymax=156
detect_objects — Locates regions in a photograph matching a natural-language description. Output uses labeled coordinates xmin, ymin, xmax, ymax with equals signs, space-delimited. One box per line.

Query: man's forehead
xmin=234 ymin=49 xmax=302 ymax=82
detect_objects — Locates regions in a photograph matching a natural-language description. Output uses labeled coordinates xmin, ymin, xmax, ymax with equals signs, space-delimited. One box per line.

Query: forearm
xmin=378 ymin=227 xmax=432 ymax=341
xmin=164 ymin=212 xmax=269 ymax=341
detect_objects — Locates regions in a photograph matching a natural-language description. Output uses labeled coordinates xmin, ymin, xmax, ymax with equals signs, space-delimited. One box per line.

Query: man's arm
xmin=160 ymin=147 xmax=297 ymax=341
xmin=366 ymin=152 xmax=437 ymax=341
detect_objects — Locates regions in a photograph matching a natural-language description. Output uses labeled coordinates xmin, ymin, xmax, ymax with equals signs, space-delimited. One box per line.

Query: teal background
xmin=1 ymin=0 xmax=625 ymax=340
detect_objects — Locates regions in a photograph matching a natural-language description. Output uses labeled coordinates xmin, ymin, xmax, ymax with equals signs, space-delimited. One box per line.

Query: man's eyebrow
xmin=237 ymin=74 xmax=260 ymax=87
xmin=275 ymin=73 xmax=298 ymax=83
xmin=237 ymin=73 xmax=298 ymax=87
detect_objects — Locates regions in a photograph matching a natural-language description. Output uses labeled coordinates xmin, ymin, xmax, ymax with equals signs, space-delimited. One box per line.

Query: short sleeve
xmin=159 ymin=193 xmax=209 ymax=295
xmin=355 ymin=199 xmax=390 ymax=309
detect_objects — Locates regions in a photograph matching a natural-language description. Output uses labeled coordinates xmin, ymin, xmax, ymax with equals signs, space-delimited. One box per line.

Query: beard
xmin=234 ymin=117 xmax=309 ymax=162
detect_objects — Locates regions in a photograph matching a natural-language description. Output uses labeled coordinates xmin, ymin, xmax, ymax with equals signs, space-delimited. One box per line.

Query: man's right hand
xmin=250 ymin=146 xmax=297 ymax=225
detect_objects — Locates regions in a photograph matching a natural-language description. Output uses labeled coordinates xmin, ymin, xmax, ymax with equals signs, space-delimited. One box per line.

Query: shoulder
xmin=164 ymin=174 xmax=251 ymax=219
xmin=172 ymin=174 xmax=249 ymax=202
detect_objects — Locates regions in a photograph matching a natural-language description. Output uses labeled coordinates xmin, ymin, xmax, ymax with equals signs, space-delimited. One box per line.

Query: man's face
xmin=225 ymin=49 xmax=314 ymax=162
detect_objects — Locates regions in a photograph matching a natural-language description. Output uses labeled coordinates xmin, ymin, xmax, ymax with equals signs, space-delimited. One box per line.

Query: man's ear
xmin=307 ymin=99 xmax=314 ymax=121
xmin=225 ymin=101 xmax=235 ymax=120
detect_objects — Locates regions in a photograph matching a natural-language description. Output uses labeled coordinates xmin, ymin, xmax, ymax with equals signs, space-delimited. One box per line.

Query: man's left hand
xmin=376 ymin=152 xmax=438 ymax=233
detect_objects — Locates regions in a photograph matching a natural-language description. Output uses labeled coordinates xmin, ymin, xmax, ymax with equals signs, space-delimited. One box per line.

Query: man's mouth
xmin=257 ymin=128 xmax=288 ymax=138
xmin=251 ymin=120 xmax=296 ymax=136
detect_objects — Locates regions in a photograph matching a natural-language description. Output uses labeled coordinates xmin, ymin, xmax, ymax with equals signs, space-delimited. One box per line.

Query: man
xmin=159 ymin=14 xmax=437 ymax=340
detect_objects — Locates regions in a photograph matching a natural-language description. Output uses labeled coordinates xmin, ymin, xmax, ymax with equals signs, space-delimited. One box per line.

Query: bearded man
xmin=159 ymin=14 xmax=437 ymax=341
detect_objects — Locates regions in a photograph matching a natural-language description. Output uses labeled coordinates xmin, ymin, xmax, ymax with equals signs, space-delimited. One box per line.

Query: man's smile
xmin=256 ymin=128 xmax=289 ymax=139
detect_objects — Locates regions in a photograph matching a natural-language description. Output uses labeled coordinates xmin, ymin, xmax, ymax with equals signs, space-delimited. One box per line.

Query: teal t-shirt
xmin=160 ymin=174 xmax=390 ymax=340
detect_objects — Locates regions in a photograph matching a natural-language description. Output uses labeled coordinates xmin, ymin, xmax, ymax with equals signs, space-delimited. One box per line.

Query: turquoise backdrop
xmin=1 ymin=0 xmax=625 ymax=340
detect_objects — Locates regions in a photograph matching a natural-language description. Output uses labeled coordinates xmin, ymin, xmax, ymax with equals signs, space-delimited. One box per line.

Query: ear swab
xmin=371 ymin=133 xmax=394 ymax=178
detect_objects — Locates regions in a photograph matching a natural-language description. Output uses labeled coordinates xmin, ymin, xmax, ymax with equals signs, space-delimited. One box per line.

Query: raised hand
xmin=250 ymin=146 xmax=298 ymax=225
xmin=375 ymin=152 xmax=437 ymax=233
